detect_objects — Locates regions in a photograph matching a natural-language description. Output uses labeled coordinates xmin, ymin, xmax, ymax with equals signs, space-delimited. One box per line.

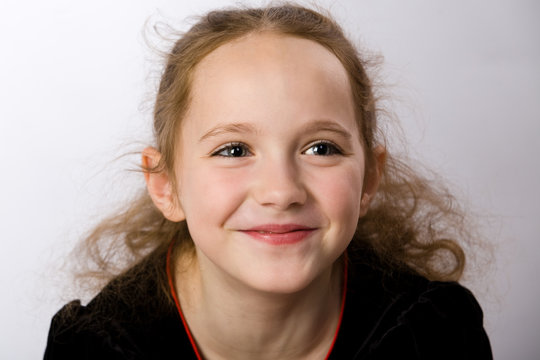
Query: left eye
xmin=303 ymin=141 xmax=342 ymax=156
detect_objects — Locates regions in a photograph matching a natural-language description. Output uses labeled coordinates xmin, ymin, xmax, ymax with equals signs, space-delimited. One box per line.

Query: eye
xmin=303 ymin=141 xmax=343 ymax=156
xmin=211 ymin=142 xmax=252 ymax=157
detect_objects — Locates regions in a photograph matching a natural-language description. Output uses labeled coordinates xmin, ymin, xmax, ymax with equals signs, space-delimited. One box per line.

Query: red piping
xmin=166 ymin=240 xmax=203 ymax=360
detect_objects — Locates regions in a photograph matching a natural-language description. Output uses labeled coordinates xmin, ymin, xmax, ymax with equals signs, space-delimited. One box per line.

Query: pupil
xmin=230 ymin=146 xmax=243 ymax=157
xmin=316 ymin=144 xmax=328 ymax=155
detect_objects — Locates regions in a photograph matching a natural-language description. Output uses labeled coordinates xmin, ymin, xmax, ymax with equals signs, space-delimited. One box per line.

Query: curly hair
xmin=74 ymin=3 xmax=475 ymax=297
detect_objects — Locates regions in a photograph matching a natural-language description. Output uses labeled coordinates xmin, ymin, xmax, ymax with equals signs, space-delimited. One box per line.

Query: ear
xmin=359 ymin=145 xmax=386 ymax=217
xmin=142 ymin=147 xmax=185 ymax=222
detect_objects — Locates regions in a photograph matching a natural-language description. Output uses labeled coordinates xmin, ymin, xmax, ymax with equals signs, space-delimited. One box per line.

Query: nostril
xmin=250 ymin=159 xmax=307 ymax=209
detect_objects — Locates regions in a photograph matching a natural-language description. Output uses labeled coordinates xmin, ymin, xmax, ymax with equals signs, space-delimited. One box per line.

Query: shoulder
xmin=333 ymin=260 xmax=492 ymax=359
xmin=44 ymin=255 xmax=193 ymax=359
xmin=44 ymin=299 xmax=141 ymax=359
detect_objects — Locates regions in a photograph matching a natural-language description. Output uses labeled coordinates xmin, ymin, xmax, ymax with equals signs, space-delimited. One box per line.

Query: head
xmin=80 ymin=4 xmax=469 ymax=296
xmin=142 ymin=4 xmax=385 ymax=292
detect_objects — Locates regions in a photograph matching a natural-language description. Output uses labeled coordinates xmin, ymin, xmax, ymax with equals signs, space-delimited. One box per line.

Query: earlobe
xmin=359 ymin=145 xmax=386 ymax=217
xmin=142 ymin=147 xmax=185 ymax=222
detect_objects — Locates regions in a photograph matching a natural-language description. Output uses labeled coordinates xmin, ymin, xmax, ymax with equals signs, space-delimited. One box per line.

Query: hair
xmin=74 ymin=3 xmax=478 ymax=299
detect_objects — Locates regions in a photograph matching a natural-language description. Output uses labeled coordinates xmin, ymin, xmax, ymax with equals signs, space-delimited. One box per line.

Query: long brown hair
xmin=75 ymin=3 xmax=476 ymax=297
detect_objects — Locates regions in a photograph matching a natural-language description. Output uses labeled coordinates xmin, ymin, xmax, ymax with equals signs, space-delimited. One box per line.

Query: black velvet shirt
xmin=44 ymin=253 xmax=492 ymax=359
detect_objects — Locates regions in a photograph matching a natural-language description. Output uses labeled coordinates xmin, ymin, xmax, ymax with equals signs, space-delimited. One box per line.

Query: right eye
xmin=211 ymin=142 xmax=252 ymax=157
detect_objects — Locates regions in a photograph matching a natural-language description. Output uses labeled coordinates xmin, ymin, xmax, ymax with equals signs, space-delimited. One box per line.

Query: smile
xmin=240 ymin=224 xmax=316 ymax=245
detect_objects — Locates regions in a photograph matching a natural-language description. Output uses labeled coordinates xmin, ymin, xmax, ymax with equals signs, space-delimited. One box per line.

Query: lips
xmin=240 ymin=224 xmax=316 ymax=245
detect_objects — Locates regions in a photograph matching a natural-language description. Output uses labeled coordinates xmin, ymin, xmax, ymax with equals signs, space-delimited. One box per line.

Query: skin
xmin=144 ymin=32 xmax=382 ymax=360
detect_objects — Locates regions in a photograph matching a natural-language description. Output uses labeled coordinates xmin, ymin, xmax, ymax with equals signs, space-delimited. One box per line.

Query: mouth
xmin=240 ymin=224 xmax=316 ymax=245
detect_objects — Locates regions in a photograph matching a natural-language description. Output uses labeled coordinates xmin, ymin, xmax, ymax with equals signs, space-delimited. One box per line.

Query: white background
xmin=1 ymin=0 xmax=539 ymax=358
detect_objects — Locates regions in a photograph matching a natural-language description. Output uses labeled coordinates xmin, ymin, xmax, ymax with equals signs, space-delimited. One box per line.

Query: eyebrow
xmin=198 ymin=119 xmax=353 ymax=142
xmin=199 ymin=122 xmax=258 ymax=142
xmin=303 ymin=119 xmax=353 ymax=140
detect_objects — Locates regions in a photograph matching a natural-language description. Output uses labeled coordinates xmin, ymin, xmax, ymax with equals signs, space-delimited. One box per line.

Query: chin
xmin=238 ymin=264 xmax=330 ymax=296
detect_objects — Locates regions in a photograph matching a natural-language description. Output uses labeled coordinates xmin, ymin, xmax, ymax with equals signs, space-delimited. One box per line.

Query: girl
xmin=45 ymin=3 xmax=492 ymax=359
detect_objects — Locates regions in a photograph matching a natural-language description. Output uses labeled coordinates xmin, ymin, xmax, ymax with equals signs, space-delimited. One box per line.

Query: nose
xmin=251 ymin=155 xmax=307 ymax=210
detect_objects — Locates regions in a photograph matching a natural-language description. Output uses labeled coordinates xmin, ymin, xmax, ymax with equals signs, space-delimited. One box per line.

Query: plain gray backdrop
xmin=1 ymin=0 xmax=539 ymax=358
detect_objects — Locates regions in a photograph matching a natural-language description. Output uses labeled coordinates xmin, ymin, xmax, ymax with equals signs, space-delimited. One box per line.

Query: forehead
xmin=184 ymin=32 xmax=357 ymax=135
xmin=196 ymin=31 xmax=349 ymax=81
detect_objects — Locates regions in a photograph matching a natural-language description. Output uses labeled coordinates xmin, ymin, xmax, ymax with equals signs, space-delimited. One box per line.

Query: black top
xmin=44 ymin=253 xmax=492 ymax=359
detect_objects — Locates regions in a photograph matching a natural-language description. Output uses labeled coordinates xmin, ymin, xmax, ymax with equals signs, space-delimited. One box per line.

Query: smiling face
xmin=165 ymin=32 xmax=371 ymax=294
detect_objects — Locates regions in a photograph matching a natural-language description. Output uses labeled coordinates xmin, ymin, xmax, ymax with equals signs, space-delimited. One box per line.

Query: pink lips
xmin=240 ymin=224 xmax=316 ymax=245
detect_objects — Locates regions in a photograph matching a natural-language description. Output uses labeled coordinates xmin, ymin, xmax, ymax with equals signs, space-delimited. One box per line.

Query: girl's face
xmin=173 ymin=33 xmax=370 ymax=294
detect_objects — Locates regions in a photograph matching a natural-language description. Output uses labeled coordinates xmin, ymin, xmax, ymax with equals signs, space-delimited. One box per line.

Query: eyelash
xmin=303 ymin=140 xmax=344 ymax=156
xmin=210 ymin=140 xmax=344 ymax=158
xmin=211 ymin=142 xmax=252 ymax=157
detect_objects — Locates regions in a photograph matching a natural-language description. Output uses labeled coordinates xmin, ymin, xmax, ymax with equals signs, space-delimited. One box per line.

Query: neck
xmin=173 ymin=252 xmax=345 ymax=360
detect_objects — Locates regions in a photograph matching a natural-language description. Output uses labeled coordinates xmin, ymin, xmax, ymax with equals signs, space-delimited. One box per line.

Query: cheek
xmin=333 ymin=176 xmax=363 ymax=221
xmin=309 ymin=164 xmax=364 ymax=229
xmin=179 ymin=166 xmax=247 ymax=228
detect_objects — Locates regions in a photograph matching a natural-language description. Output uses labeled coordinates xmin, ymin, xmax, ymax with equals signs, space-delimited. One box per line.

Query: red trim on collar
xmin=166 ymin=240 xmax=203 ymax=360
xmin=325 ymin=253 xmax=348 ymax=360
